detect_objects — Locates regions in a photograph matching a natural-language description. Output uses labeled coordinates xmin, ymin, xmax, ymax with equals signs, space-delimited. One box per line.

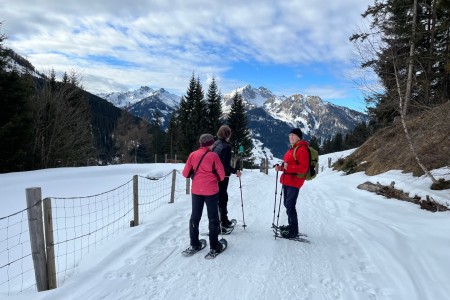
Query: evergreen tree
xmin=149 ymin=110 xmax=166 ymax=162
xmin=177 ymin=73 xmax=197 ymax=157
xmin=351 ymin=0 xmax=450 ymax=123
xmin=0 ymin=24 xmax=34 ymax=172
xmin=226 ymin=93 xmax=253 ymax=161
xmin=205 ymin=77 xmax=223 ymax=135
xmin=0 ymin=24 xmax=7 ymax=71
xmin=0 ymin=70 xmax=34 ymax=172
xmin=309 ymin=136 xmax=320 ymax=153
xmin=166 ymin=111 xmax=182 ymax=160
xmin=177 ymin=73 xmax=208 ymax=158
xmin=332 ymin=132 xmax=344 ymax=152
xmin=192 ymin=76 xmax=207 ymax=135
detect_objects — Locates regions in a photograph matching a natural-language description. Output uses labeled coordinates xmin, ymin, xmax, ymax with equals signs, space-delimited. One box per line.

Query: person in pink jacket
xmin=182 ymin=134 xmax=226 ymax=253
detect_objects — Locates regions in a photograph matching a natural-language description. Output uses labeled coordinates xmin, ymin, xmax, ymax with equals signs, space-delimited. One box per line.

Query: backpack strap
xmin=193 ymin=150 xmax=210 ymax=174
xmin=292 ymin=145 xmax=310 ymax=179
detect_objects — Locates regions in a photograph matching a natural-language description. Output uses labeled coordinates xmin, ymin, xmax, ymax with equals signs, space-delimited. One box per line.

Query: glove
xmin=274 ymin=164 xmax=283 ymax=172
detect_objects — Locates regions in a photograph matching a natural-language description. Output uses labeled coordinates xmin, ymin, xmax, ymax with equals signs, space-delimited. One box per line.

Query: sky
xmin=1 ymin=0 xmax=377 ymax=112
xmin=1 ymin=150 xmax=450 ymax=299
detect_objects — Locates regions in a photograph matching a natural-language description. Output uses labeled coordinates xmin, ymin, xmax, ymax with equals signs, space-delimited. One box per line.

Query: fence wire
xmin=0 ymin=169 xmax=188 ymax=295
xmin=0 ymin=206 xmax=37 ymax=295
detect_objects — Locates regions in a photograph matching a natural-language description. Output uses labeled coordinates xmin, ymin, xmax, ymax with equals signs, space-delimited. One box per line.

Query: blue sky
xmin=2 ymin=0 xmax=376 ymax=112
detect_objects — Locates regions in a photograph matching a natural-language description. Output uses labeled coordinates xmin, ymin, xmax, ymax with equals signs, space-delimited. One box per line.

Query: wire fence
xmin=0 ymin=207 xmax=36 ymax=295
xmin=0 ymin=169 xmax=188 ymax=296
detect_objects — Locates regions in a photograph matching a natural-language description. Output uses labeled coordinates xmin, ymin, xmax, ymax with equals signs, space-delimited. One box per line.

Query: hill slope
xmin=341 ymin=101 xmax=450 ymax=176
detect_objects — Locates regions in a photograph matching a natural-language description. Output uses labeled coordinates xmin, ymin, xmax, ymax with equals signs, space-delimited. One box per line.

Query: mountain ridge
xmin=98 ymin=84 xmax=369 ymax=158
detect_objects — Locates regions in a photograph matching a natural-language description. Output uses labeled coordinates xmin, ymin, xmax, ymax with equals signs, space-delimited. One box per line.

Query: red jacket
xmin=182 ymin=147 xmax=225 ymax=196
xmin=280 ymin=140 xmax=310 ymax=188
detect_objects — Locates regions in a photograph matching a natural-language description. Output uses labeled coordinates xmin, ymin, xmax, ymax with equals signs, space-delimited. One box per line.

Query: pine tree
xmin=192 ymin=76 xmax=207 ymax=136
xmin=177 ymin=73 xmax=198 ymax=157
xmin=0 ymin=24 xmax=7 ymax=71
xmin=351 ymin=0 xmax=450 ymax=120
xmin=0 ymin=70 xmax=34 ymax=172
xmin=226 ymin=93 xmax=253 ymax=162
xmin=177 ymin=73 xmax=208 ymax=158
xmin=309 ymin=136 xmax=320 ymax=153
xmin=0 ymin=24 xmax=34 ymax=172
xmin=205 ymin=77 xmax=223 ymax=135
xmin=166 ymin=111 xmax=182 ymax=160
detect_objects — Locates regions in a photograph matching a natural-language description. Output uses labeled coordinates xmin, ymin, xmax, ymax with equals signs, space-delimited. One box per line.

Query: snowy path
xmin=8 ymin=161 xmax=450 ymax=300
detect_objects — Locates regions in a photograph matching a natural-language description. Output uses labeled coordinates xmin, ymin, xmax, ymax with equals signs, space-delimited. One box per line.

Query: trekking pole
xmin=239 ymin=176 xmax=247 ymax=230
xmin=274 ymin=186 xmax=283 ymax=240
xmin=274 ymin=169 xmax=285 ymax=240
xmin=272 ymin=170 xmax=279 ymax=227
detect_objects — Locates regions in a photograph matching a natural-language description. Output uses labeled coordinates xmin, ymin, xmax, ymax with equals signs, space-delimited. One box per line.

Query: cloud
xmin=2 ymin=0 xmax=373 ymax=99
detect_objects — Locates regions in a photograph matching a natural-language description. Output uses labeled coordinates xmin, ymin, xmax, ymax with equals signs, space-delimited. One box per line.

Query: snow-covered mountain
xmin=223 ymin=85 xmax=280 ymax=112
xmin=97 ymin=84 xmax=368 ymax=158
xmin=97 ymin=86 xmax=179 ymax=109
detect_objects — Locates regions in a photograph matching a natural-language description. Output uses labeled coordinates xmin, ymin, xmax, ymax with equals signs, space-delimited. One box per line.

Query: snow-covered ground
xmin=1 ymin=150 xmax=449 ymax=300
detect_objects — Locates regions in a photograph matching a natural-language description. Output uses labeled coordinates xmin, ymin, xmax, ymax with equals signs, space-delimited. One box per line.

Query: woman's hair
xmin=217 ymin=125 xmax=231 ymax=140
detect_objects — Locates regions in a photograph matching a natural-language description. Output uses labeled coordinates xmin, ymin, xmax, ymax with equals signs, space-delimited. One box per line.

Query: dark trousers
xmin=283 ymin=185 xmax=300 ymax=235
xmin=218 ymin=177 xmax=230 ymax=225
xmin=190 ymin=193 xmax=220 ymax=250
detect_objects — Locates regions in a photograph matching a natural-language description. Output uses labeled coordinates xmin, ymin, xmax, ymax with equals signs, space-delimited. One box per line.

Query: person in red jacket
xmin=274 ymin=128 xmax=309 ymax=238
xmin=182 ymin=134 xmax=226 ymax=253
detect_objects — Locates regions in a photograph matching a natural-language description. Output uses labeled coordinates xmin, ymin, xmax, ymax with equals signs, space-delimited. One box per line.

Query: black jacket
xmin=213 ymin=139 xmax=238 ymax=176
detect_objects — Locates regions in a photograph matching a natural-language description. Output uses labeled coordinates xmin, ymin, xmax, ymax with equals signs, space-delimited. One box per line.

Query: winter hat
xmin=199 ymin=134 xmax=214 ymax=147
xmin=289 ymin=128 xmax=303 ymax=139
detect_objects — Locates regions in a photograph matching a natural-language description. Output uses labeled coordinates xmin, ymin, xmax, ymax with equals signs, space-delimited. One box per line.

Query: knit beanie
xmin=290 ymin=128 xmax=303 ymax=139
xmin=199 ymin=134 xmax=214 ymax=147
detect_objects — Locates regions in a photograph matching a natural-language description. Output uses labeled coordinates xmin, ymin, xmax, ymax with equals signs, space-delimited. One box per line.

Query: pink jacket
xmin=182 ymin=147 xmax=225 ymax=195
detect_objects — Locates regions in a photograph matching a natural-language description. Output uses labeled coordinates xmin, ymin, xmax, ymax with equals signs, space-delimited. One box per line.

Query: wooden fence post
xmin=43 ymin=198 xmax=57 ymax=290
xmin=133 ymin=175 xmax=139 ymax=226
xmin=169 ymin=169 xmax=176 ymax=203
xmin=26 ymin=187 xmax=48 ymax=292
xmin=265 ymin=158 xmax=269 ymax=175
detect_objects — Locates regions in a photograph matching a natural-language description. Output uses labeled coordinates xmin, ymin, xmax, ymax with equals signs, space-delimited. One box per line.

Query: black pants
xmin=218 ymin=176 xmax=230 ymax=225
xmin=190 ymin=193 xmax=220 ymax=250
xmin=283 ymin=185 xmax=300 ymax=235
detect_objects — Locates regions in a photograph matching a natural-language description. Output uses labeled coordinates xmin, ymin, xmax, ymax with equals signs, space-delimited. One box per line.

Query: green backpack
xmin=293 ymin=145 xmax=319 ymax=180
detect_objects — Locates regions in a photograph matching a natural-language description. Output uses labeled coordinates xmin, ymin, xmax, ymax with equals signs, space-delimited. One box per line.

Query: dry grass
xmin=336 ymin=101 xmax=450 ymax=177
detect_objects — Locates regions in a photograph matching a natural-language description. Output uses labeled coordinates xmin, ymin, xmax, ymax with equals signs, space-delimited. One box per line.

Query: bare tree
xmin=351 ymin=0 xmax=439 ymax=183
xmin=113 ymin=112 xmax=151 ymax=163
xmin=30 ymin=70 xmax=94 ymax=168
xmin=393 ymin=0 xmax=437 ymax=183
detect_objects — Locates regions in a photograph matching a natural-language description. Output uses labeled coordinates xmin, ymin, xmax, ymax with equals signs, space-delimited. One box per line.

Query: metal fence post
xmin=133 ymin=175 xmax=139 ymax=226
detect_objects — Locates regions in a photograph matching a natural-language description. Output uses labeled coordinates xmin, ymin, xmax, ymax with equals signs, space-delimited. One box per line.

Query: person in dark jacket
xmin=182 ymin=134 xmax=226 ymax=253
xmin=213 ymin=125 xmax=241 ymax=229
xmin=274 ymin=128 xmax=309 ymax=238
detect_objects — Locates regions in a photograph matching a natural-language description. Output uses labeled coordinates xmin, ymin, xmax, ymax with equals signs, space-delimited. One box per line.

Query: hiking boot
xmin=188 ymin=245 xmax=200 ymax=251
xmin=221 ymin=226 xmax=232 ymax=234
xmin=279 ymin=224 xmax=290 ymax=231
xmin=222 ymin=220 xmax=234 ymax=229
xmin=280 ymin=230 xmax=298 ymax=238
xmin=211 ymin=242 xmax=225 ymax=254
